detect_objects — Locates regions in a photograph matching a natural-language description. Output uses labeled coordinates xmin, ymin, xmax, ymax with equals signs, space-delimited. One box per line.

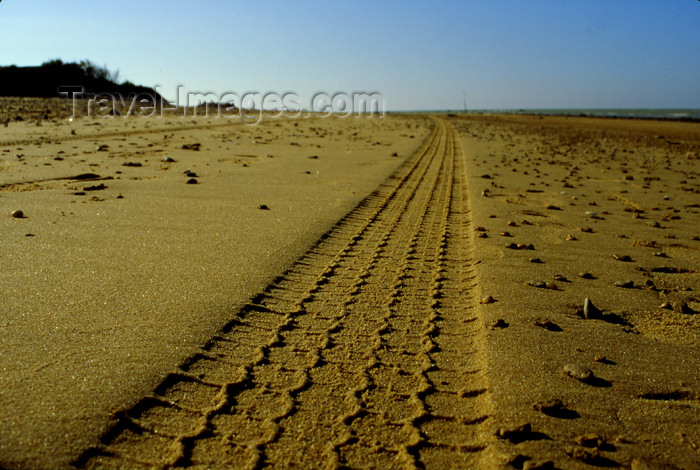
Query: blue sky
xmin=1 ymin=0 xmax=699 ymax=110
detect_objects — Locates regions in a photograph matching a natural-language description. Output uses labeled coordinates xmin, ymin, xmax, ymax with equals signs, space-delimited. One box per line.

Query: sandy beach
xmin=1 ymin=105 xmax=699 ymax=468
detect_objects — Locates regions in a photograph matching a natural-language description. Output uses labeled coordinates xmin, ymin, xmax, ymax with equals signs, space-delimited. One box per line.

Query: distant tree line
xmin=0 ymin=59 xmax=163 ymax=100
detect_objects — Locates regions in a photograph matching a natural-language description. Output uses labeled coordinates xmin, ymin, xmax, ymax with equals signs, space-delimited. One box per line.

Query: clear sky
xmin=1 ymin=0 xmax=699 ymax=111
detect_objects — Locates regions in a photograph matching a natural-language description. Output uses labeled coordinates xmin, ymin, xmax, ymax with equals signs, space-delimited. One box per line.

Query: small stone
xmin=500 ymin=231 xmax=512 ymax=237
xmin=658 ymin=302 xmax=672 ymax=309
xmin=533 ymin=398 xmax=563 ymax=413
xmin=578 ymin=272 xmax=595 ymax=279
xmin=507 ymin=221 xmax=517 ymax=227
xmin=506 ymin=242 xmax=518 ymax=249
xmin=477 ymin=232 xmax=488 ymax=238
xmin=481 ymin=295 xmax=496 ymax=304
xmin=593 ymin=355 xmax=608 ymax=363
xmin=565 ymin=446 xmax=600 ymax=464
xmin=581 ymin=227 xmax=594 ymax=233
xmin=546 ymin=205 xmax=562 ymax=210
xmin=534 ymin=319 xmax=561 ymax=331
xmin=11 ymin=210 xmax=24 ymax=218
xmin=544 ymin=282 xmax=559 ymax=290
xmin=162 ymin=156 xmax=176 ymax=162
xmin=528 ymin=280 xmax=546 ymax=288
xmin=553 ymin=274 xmax=569 ymax=282
xmin=529 ymin=258 xmax=544 ymax=263
xmin=490 ymin=319 xmax=509 ymax=329
xmin=474 ymin=226 xmax=487 ymax=232
xmin=615 ymin=280 xmax=635 ymax=288
xmin=186 ymin=178 xmax=198 ymax=184
xmin=96 ymin=144 xmax=109 ymax=151
xmin=565 ymin=234 xmax=577 ymax=241
xmin=563 ymin=363 xmax=593 ymax=382
xmin=25 ymin=233 xmax=35 ymax=237
xmin=480 ymin=173 xmax=492 ymax=179
xmin=496 ymin=423 xmax=531 ymax=442
xmin=258 ymin=204 xmax=270 ymax=210
xmin=653 ymin=252 xmax=668 ymax=258
xmin=185 ymin=171 xmax=198 ymax=177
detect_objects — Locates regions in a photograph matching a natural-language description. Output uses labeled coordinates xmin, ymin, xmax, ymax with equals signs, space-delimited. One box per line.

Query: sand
xmin=1 ymin=106 xmax=699 ymax=469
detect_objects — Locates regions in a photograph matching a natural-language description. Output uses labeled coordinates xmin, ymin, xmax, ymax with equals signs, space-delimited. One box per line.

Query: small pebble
xmin=258 ymin=204 xmax=270 ymax=210
xmin=653 ymin=252 xmax=668 ymax=258
xmin=553 ymin=274 xmax=569 ymax=282
xmin=593 ymin=355 xmax=608 ymax=363
xmin=658 ymin=302 xmax=672 ymax=309
xmin=534 ymin=319 xmax=561 ymax=331
xmin=565 ymin=446 xmax=600 ymax=464
xmin=546 ymin=205 xmax=562 ymax=210
xmin=500 ymin=231 xmax=512 ymax=237
xmin=496 ymin=423 xmax=531 ymax=441
xmin=11 ymin=210 xmax=24 ymax=218
xmin=565 ymin=234 xmax=577 ymax=241
xmin=186 ymin=178 xmax=198 ymax=184
xmin=481 ymin=295 xmax=495 ymax=304
xmin=563 ymin=363 xmax=594 ymax=382
xmin=490 ymin=319 xmax=509 ymax=329
xmin=477 ymin=232 xmax=488 ymax=238
xmin=578 ymin=272 xmax=595 ymax=279
xmin=615 ymin=280 xmax=635 ymax=288
xmin=533 ymin=398 xmax=563 ymax=413
xmin=528 ymin=280 xmax=546 ymax=288
xmin=507 ymin=221 xmax=517 ymax=227
xmin=529 ymin=258 xmax=544 ymax=263
xmin=474 ymin=226 xmax=487 ymax=232
xmin=162 ymin=156 xmax=176 ymax=162
xmin=580 ymin=226 xmax=594 ymax=233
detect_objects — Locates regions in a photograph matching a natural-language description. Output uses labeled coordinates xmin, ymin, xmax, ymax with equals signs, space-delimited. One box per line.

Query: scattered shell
xmin=658 ymin=302 xmax=672 ymax=309
xmin=481 ymin=295 xmax=496 ymax=304
xmin=563 ymin=363 xmax=593 ymax=382
xmin=582 ymin=298 xmax=602 ymax=319
xmin=11 ymin=210 xmax=24 ymax=218
xmin=613 ymin=254 xmax=633 ymax=262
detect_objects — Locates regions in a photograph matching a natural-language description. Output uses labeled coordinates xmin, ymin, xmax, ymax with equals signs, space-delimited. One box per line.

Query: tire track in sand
xmin=75 ymin=118 xmax=489 ymax=469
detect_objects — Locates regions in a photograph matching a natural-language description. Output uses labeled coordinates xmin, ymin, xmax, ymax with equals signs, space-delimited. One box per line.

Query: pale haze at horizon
xmin=1 ymin=0 xmax=699 ymax=111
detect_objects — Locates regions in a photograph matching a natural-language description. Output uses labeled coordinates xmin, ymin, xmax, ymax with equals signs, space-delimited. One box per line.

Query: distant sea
xmin=406 ymin=109 xmax=700 ymax=121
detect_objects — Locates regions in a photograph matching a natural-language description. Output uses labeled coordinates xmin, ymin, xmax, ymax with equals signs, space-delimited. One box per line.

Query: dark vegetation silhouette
xmin=0 ymin=59 xmax=165 ymax=102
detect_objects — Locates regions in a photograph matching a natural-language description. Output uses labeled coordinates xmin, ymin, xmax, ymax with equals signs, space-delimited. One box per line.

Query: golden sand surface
xmin=1 ymin=106 xmax=699 ymax=469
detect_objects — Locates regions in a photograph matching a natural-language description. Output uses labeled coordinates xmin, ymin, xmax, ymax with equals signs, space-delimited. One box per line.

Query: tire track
xmin=74 ymin=118 xmax=489 ymax=469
